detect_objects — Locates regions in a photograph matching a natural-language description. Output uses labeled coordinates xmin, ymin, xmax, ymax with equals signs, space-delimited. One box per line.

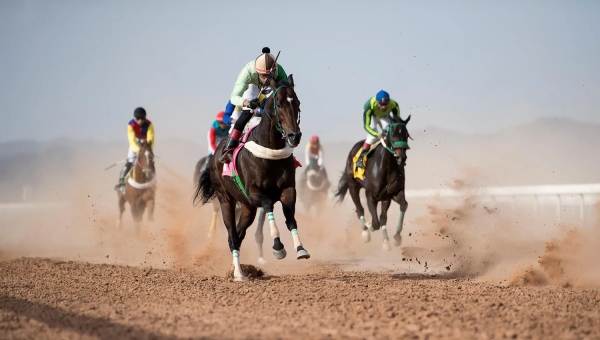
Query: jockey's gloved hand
xmin=248 ymin=99 xmax=260 ymax=110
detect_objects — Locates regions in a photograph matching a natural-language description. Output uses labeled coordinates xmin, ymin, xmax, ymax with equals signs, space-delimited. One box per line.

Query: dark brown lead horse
xmin=117 ymin=141 xmax=156 ymax=230
xmin=194 ymin=75 xmax=309 ymax=281
xmin=334 ymin=115 xmax=411 ymax=250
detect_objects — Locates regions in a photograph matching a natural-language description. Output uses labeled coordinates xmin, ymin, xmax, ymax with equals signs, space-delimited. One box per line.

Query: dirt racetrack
xmin=2 ymin=162 xmax=600 ymax=339
xmin=1 ymin=257 xmax=599 ymax=340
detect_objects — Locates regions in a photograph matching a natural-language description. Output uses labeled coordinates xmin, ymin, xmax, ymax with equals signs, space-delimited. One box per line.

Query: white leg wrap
xmin=291 ymin=229 xmax=302 ymax=249
xmin=267 ymin=212 xmax=280 ymax=239
xmin=232 ymin=250 xmax=243 ymax=279
xmin=382 ymin=225 xmax=391 ymax=251
xmin=360 ymin=216 xmax=367 ymax=230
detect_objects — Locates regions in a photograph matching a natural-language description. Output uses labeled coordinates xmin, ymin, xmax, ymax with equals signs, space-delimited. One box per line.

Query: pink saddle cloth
xmin=222 ymin=126 xmax=302 ymax=177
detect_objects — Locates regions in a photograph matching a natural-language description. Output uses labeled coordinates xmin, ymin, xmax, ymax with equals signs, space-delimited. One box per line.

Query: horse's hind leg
xmin=393 ymin=191 xmax=408 ymax=247
xmin=208 ymin=200 xmax=220 ymax=238
xmin=348 ymin=182 xmax=370 ymax=243
xmin=281 ymin=187 xmax=310 ymax=260
xmin=254 ymin=208 xmax=267 ymax=264
xmin=379 ymin=199 xmax=392 ymax=251
xmin=221 ymin=200 xmax=246 ymax=281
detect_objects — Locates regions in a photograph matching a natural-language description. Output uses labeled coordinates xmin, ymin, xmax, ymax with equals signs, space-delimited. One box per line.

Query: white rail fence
xmin=337 ymin=183 xmax=600 ymax=228
xmin=3 ymin=183 xmax=600 ymax=227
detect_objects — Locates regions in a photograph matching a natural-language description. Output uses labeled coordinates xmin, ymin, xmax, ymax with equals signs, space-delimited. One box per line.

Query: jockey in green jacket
xmin=356 ymin=90 xmax=401 ymax=169
xmin=219 ymin=47 xmax=288 ymax=163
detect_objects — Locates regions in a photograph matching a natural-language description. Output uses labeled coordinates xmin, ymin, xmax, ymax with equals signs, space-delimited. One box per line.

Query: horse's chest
xmin=370 ymin=175 xmax=403 ymax=200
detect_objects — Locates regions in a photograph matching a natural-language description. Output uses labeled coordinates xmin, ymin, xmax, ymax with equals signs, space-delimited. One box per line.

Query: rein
xmin=263 ymin=84 xmax=299 ymax=138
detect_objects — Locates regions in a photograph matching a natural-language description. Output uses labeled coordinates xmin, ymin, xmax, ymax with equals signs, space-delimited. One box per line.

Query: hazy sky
xmin=1 ymin=0 xmax=599 ymax=143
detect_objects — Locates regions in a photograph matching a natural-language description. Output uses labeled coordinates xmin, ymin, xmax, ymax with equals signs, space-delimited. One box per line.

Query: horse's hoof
xmin=383 ymin=239 xmax=391 ymax=251
xmin=273 ymin=248 xmax=287 ymax=260
xmin=393 ymin=234 xmax=402 ymax=247
xmin=362 ymin=230 xmax=371 ymax=243
xmin=366 ymin=222 xmax=374 ymax=232
xmin=233 ymin=276 xmax=247 ymax=282
xmin=296 ymin=248 xmax=310 ymax=260
xmin=257 ymin=257 xmax=267 ymax=265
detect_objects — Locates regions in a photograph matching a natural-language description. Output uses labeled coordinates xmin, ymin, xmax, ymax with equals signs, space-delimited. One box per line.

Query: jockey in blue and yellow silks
xmin=356 ymin=90 xmax=401 ymax=169
xmin=114 ymin=107 xmax=155 ymax=190
xmin=219 ymin=47 xmax=289 ymax=164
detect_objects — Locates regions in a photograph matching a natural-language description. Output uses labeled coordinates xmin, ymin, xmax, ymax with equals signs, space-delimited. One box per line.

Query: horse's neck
xmin=253 ymin=111 xmax=286 ymax=150
xmin=132 ymin=163 xmax=148 ymax=183
xmin=377 ymin=147 xmax=403 ymax=177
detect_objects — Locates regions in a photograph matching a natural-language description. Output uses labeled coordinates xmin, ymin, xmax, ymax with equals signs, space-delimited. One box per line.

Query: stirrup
xmin=356 ymin=152 xmax=367 ymax=169
xmin=219 ymin=149 xmax=234 ymax=164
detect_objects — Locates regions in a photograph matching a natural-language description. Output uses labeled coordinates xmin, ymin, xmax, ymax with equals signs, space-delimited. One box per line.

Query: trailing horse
xmin=298 ymin=158 xmax=330 ymax=215
xmin=334 ymin=115 xmax=411 ymax=250
xmin=194 ymin=75 xmax=309 ymax=281
xmin=117 ymin=140 xmax=157 ymax=230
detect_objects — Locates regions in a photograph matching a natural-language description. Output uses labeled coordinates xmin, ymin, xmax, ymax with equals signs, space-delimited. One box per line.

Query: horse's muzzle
xmin=143 ymin=168 xmax=154 ymax=177
xmin=287 ymin=132 xmax=302 ymax=148
xmin=395 ymin=149 xmax=407 ymax=166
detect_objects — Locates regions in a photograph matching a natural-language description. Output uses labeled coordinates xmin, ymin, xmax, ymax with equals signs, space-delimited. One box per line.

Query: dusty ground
xmin=2 ymin=161 xmax=600 ymax=339
xmin=1 ymin=258 xmax=599 ymax=340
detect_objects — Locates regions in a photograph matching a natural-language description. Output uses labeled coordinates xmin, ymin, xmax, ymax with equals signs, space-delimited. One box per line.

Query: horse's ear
xmin=269 ymin=78 xmax=278 ymax=91
xmin=287 ymin=74 xmax=294 ymax=87
xmin=403 ymin=115 xmax=411 ymax=124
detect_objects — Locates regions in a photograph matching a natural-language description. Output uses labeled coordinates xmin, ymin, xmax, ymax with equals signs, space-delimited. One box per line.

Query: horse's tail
xmin=193 ymin=157 xmax=206 ymax=184
xmin=334 ymin=171 xmax=349 ymax=204
xmin=193 ymin=164 xmax=216 ymax=206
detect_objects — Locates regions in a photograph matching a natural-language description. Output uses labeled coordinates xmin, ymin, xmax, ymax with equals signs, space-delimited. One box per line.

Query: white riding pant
xmin=127 ymin=148 xmax=137 ymax=163
xmin=365 ymin=115 xmax=391 ymax=144
xmin=228 ymin=116 xmax=262 ymax=134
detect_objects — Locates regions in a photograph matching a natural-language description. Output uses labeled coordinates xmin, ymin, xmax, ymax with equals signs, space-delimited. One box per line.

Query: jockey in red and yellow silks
xmin=114 ymin=107 xmax=155 ymax=190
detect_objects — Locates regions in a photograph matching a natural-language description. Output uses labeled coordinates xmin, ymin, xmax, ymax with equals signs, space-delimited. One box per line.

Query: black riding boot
xmin=115 ymin=162 xmax=133 ymax=190
xmin=219 ymin=135 xmax=240 ymax=164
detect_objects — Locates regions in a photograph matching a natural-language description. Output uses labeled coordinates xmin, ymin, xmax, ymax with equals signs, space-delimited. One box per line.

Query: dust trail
xmin=508 ymin=224 xmax=600 ymax=288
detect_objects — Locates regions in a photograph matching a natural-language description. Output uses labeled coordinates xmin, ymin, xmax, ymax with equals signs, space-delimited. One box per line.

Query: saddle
xmin=352 ymin=141 xmax=381 ymax=181
xmin=222 ymin=125 xmax=302 ymax=199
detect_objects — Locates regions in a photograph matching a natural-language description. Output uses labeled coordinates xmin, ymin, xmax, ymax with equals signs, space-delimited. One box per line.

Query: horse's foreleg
xmin=254 ymin=208 xmax=267 ymax=264
xmin=249 ymin=193 xmax=286 ymax=260
xmin=117 ymin=193 xmax=126 ymax=228
xmin=146 ymin=197 xmax=155 ymax=222
xmin=379 ymin=199 xmax=392 ymax=251
xmin=281 ymin=187 xmax=310 ymax=260
xmin=393 ymin=191 xmax=408 ymax=247
xmin=222 ymin=200 xmax=245 ymax=281
xmin=348 ymin=182 xmax=370 ymax=242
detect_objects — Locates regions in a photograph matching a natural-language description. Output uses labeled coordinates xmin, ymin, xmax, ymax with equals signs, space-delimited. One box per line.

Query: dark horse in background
xmin=334 ymin=115 xmax=411 ymax=250
xmin=194 ymin=75 xmax=309 ymax=281
xmin=297 ymin=158 xmax=330 ymax=215
xmin=117 ymin=140 xmax=157 ymax=231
